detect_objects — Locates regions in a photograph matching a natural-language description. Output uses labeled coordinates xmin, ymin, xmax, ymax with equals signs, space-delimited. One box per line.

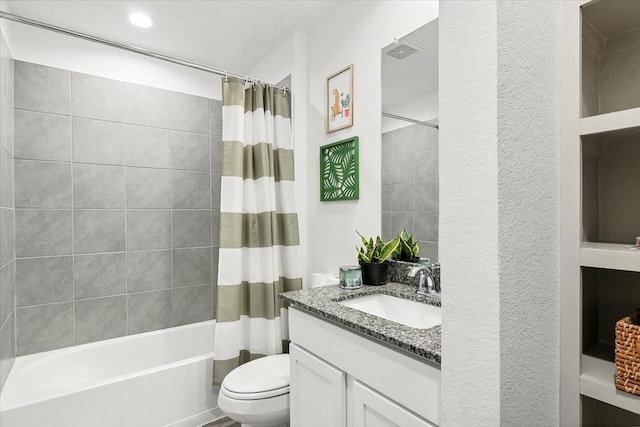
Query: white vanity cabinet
xmin=351 ymin=380 xmax=435 ymax=427
xmin=288 ymin=307 xmax=440 ymax=427
xmin=290 ymin=344 xmax=346 ymax=427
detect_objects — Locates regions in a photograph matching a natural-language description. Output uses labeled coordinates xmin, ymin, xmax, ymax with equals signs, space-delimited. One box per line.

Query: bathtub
xmin=0 ymin=320 xmax=222 ymax=427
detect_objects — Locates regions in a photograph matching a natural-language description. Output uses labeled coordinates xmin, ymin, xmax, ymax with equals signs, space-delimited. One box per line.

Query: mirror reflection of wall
xmin=381 ymin=19 xmax=439 ymax=262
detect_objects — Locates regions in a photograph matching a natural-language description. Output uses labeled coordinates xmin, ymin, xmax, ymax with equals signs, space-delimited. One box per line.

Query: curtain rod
xmin=382 ymin=112 xmax=439 ymax=129
xmin=0 ymin=11 xmax=288 ymax=92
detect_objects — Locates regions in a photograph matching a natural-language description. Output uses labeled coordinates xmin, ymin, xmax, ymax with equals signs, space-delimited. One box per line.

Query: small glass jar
xmin=339 ymin=265 xmax=363 ymax=289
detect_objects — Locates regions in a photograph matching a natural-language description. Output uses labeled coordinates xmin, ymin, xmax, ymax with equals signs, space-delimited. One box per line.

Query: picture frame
xmin=326 ymin=64 xmax=354 ymax=133
xmin=320 ymin=136 xmax=359 ymax=201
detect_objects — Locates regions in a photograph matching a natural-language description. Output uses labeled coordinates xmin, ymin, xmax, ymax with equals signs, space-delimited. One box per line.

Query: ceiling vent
xmin=384 ymin=39 xmax=423 ymax=60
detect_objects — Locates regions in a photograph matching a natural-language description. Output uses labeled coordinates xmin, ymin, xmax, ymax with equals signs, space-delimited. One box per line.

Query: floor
xmin=201 ymin=417 xmax=240 ymax=427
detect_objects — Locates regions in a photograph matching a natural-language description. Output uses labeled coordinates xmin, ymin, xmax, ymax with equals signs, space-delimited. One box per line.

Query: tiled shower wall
xmin=381 ymin=123 xmax=439 ymax=262
xmin=12 ymin=60 xmax=222 ymax=356
xmin=0 ymin=31 xmax=15 ymax=390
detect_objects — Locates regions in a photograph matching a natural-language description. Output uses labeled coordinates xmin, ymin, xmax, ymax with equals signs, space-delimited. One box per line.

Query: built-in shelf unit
xmin=562 ymin=1 xmax=640 ymax=425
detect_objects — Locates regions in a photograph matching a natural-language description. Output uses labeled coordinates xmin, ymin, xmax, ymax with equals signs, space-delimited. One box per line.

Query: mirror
xmin=381 ymin=19 xmax=439 ymax=262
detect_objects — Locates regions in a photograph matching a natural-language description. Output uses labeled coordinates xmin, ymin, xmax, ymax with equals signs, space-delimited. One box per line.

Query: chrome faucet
xmin=408 ymin=265 xmax=438 ymax=295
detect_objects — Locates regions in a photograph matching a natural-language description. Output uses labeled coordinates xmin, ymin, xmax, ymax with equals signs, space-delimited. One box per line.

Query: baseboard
xmin=163 ymin=407 xmax=224 ymax=427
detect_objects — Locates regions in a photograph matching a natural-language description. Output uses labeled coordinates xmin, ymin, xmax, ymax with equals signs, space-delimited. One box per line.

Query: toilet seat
xmin=220 ymin=354 xmax=290 ymax=400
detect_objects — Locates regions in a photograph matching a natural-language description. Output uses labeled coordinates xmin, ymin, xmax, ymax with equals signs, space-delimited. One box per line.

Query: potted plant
xmin=356 ymin=232 xmax=400 ymax=285
xmin=393 ymin=229 xmax=420 ymax=262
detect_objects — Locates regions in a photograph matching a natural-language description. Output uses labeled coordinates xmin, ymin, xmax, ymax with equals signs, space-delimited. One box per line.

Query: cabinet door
xmin=290 ymin=343 xmax=346 ymax=427
xmin=352 ymin=380 xmax=436 ymax=427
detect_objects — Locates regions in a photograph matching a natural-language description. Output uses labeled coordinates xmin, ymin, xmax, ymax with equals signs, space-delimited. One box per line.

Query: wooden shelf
xmin=580 ymin=354 xmax=640 ymax=416
xmin=580 ymin=242 xmax=640 ymax=272
xmin=580 ymin=107 xmax=640 ymax=136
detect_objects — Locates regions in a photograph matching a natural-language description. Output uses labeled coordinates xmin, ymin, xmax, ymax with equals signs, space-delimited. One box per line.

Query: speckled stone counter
xmin=279 ymin=282 xmax=441 ymax=365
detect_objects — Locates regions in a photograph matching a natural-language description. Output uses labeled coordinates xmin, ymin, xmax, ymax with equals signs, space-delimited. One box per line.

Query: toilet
xmin=217 ymin=354 xmax=290 ymax=427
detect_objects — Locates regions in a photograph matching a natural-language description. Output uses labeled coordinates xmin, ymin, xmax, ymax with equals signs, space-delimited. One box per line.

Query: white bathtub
xmin=0 ymin=320 xmax=222 ymax=427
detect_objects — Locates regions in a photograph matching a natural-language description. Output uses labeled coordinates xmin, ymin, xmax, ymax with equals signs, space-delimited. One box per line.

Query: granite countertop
xmin=279 ymin=282 xmax=441 ymax=365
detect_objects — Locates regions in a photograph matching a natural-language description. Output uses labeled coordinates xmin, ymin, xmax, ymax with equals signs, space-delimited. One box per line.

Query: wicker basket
xmin=615 ymin=309 xmax=640 ymax=396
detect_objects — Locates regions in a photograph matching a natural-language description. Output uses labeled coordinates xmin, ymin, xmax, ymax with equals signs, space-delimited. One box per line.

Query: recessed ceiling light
xmin=129 ymin=12 xmax=153 ymax=28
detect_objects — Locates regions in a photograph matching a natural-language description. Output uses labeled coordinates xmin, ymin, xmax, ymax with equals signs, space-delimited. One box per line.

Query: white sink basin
xmin=338 ymin=294 xmax=441 ymax=329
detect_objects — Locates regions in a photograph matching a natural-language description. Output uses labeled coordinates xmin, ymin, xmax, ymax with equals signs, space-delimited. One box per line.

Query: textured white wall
xmin=496 ymin=2 xmax=560 ymax=426
xmin=439 ymin=2 xmax=500 ymax=425
xmin=304 ymin=1 xmax=439 ymax=276
xmin=440 ymin=1 xmax=560 ymax=425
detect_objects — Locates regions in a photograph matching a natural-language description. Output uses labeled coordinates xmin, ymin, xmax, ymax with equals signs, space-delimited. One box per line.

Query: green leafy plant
xmin=393 ymin=229 xmax=420 ymax=261
xmin=356 ymin=232 xmax=400 ymax=263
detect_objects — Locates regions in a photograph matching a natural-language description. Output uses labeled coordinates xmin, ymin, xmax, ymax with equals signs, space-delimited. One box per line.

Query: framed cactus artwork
xmin=320 ymin=136 xmax=359 ymax=201
xmin=326 ymin=64 xmax=354 ymax=133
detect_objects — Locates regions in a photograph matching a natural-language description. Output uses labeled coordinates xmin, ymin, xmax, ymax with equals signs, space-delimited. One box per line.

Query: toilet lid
xmin=221 ymin=354 xmax=290 ymax=400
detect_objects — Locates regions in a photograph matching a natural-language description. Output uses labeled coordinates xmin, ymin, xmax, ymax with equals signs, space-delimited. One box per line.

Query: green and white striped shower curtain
xmin=213 ymin=78 xmax=302 ymax=385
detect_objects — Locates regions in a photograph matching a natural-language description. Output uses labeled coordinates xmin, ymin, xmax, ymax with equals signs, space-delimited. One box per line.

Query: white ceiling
xmin=2 ymin=0 xmax=339 ymax=75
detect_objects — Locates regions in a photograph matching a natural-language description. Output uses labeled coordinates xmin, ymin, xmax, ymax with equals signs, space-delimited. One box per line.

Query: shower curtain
xmin=213 ymin=78 xmax=302 ymax=385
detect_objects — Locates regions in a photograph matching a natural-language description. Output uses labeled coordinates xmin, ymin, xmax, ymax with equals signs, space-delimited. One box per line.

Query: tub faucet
xmin=408 ymin=265 xmax=438 ymax=295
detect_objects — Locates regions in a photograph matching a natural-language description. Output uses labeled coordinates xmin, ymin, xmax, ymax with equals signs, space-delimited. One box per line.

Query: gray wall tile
xmin=75 ymin=296 xmax=126 ymax=344
xmin=72 ymin=118 xmax=124 ymax=165
xmin=414 ymin=212 xmax=439 ymax=242
xmin=125 ymin=125 xmax=170 ymax=168
xmin=392 ymin=154 xmax=415 ymax=184
xmin=126 ymin=210 xmax=171 ymax=250
xmin=173 ymin=284 xmax=212 ymax=326
xmin=171 ymin=92 xmax=209 ymax=134
xmin=73 ymin=164 xmax=125 ymax=209
xmin=124 ymin=83 xmax=170 ymax=128
xmin=381 ymin=185 xmax=392 ymax=212
xmin=74 ymin=210 xmax=125 ymax=254
xmin=0 ymin=208 xmax=14 ymax=264
xmin=211 ymin=173 xmax=221 ymax=211
xmin=0 ymin=148 xmax=14 ymax=208
xmin=391 ymin=183 xmax=414 ymax=212
xmin=391 ymin=212 xmax=414 ymax=237
xmin=14 ymin=110 xmax=71 ymax=162
xmin=414 ymin=150 xmax=439 ymax=182
xmin=74 ymin=253 xmax=126 ymax=299
xmin=414 ymin=181 xmax=439 ymax=212
xmin=419 ymin=241 xmax=438 ymax=263
xmin=127 ymin=250 xmax=171 ymax=292
xmin=173 ymin=247 xmax=211 ymax=287
xmin=14 ymin=61 xmax=70 ymax=115
xmin=0 ymin=92 xmax=14 ymax=155
xmin=210 ymin=99 xmax=222 ymax=136
xmin=211 ymin=247 xmax=219 ymax=285
xmin=16 ymin=302 xmax=73 ymax=355
xmin=0 ymin=312 xmax=15 ymax=391
xmin=15 ymin=210 xmax=72 ymax=257
xmin=211 ymin=135 xmax=222 ymax=173
xmin=212 ymin=211 xmax=220 ymax=247
xmin=15 ymin=161 xmax=72 ymax=208
xmin=15 ymin=257 xmax=72 ymax=307
xmin=71 ymin=72 xmax=123 ymax=122
xmin=381 ymin=212 xmax=392 ymax=241
xmin=172 ymin=171 xmax=210 ymax=209
xmin=172 ymin=210 xmax=211 ymax=248
xmin=126 ymin=167 xmax=171 ymax=208
xmin=381 ymin=138 xmax=392 ymax=160
xmin=0 ymin=261 xmax=14 ymax=327
xmin=171 ymin=131 xmax=210 ymax=171
xmin=11 ymin=62 xmax=220 ymax=355
xmin=128 ymin=290 xmax=172 ymax=334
